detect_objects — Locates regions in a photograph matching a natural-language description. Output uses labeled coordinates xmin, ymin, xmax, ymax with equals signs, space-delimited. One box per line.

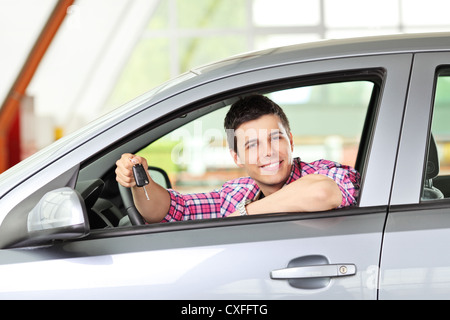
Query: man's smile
xmin=260 ymin=160 xmax=283 ymax=171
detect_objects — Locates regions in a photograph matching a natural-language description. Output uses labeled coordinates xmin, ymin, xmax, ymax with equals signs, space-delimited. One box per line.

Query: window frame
xmin=421 ymin=66 xmax=450 ymax=201
xmin=138 ymin=74 xmax=381 ymax=194
xmin=78 ymin=68 xmax=385 ymax=239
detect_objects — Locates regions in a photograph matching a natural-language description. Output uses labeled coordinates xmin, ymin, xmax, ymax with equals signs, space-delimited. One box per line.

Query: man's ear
xmin=230 ymin=149 xmax=244 ymax=168
xmin=289 ymin=132 xmax=294 ymax=151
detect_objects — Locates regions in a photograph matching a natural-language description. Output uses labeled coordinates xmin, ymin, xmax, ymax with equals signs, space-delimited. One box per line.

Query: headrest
xmin=426 ymin=134 xmax=439 ymax=180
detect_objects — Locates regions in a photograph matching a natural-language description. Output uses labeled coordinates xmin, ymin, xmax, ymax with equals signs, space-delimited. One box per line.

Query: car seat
xmin=422 ymin=134 xmax=444 ymax=200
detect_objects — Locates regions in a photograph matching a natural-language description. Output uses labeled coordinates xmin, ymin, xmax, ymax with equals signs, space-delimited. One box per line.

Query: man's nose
xmin=260 ymin=139 xmax=275 ymax=158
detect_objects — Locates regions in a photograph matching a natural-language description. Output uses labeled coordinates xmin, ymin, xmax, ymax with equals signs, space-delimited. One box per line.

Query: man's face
xmin=231 ymin=114 xmax=294 ymax=195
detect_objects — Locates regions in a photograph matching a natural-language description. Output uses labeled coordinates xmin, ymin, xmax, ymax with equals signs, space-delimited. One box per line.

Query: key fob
xmin=132 ymin=164 xmax=149 ymax=187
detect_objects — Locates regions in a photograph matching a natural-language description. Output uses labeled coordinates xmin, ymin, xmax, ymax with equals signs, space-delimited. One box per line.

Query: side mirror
xmin=148 ymin=166 xmax=172 ymax=189
xmin=1 ymin=187 xmax=90 ymax=248
xmin=28 ymin=187 xmax=90 ymax=238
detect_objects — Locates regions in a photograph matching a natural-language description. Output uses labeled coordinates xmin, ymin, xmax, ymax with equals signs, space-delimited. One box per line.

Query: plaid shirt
xmin=162 ymin=158 xmax=360 ymax=222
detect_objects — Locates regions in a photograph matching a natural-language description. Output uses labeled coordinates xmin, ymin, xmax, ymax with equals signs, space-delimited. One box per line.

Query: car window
xmin=138 ymin=80 xmax=374 ymax=195
xmin=73 ymin=72 xmax=381 ymax=231
xmin=422 ymin=69 xmax=450 ymax=201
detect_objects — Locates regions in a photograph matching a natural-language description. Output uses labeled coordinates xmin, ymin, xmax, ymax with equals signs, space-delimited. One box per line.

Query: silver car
xmin=1 ymin=32 xmax=450 ymax=300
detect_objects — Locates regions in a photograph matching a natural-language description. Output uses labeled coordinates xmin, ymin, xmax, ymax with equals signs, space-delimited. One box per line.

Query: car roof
xmin=1 ymin=32 xmax=450 ymax=197
xmin=193 ymin=32 xmax=450 ymax=76
xmin=160 ymin=32 xmax=450 ymax=107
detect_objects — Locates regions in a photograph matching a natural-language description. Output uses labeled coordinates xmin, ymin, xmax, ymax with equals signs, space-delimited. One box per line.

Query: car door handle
xmin=271 ymin=264 xmax=356 ymax=279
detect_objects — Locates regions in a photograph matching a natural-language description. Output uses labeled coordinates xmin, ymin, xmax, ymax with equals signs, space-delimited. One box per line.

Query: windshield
xmin=0 ymin=71 xmax=198 ymax=196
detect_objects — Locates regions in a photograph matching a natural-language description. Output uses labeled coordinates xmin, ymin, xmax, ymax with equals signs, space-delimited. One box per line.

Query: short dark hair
xmin=224 ymin=94 xmax=291 ymax=152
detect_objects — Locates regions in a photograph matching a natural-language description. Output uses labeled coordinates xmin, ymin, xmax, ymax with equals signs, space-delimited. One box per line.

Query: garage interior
xmin=1 ymin=0 xmax=450 ymax=173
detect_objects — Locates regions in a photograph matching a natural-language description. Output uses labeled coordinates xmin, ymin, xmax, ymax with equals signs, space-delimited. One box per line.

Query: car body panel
xmin=380 ymin=52 xmax=450 ymax=299
xmin=0 ymin=210 xmax=386 ymax=299
xmin=390 ymin=52 xmax=450 ymax=205
xmin=380 ymin=205 xmax=450 ymax=299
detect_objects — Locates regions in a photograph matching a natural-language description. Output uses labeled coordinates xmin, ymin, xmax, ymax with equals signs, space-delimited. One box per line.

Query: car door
xmin=0 ymin=54 xmax=412 ymax=299
xmin=380 ymin=52 xmax=450 ymax=299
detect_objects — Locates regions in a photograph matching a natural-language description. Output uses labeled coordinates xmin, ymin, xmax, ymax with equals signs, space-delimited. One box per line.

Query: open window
xmin=76 ymin=69 xmax=382 ymax=230
xmin=140 ymin=80 xmax=375 ymax=195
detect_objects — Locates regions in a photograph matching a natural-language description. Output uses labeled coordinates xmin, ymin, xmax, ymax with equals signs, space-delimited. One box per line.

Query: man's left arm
xmin=228 ymin=163 xmax=360 ymax=216
xmin=245 ymin=174 xmax=342 ymax=215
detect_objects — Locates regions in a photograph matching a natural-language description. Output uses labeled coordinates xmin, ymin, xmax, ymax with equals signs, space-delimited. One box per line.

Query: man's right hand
xmin=115 ymin=153 xmax=150 ymax=188
xmin=115 ymin=153 xmax=170 ymax=223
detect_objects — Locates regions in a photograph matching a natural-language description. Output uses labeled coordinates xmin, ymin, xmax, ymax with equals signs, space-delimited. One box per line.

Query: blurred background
xmin=1 ymin=0 xmax=450 ymax=178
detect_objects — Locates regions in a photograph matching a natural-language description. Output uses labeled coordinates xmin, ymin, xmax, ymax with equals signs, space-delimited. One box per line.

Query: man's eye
xmin=271 ymin=134 xmax=281 ymax=141
xmin=246 ymin=141 xmax=258 ymax=149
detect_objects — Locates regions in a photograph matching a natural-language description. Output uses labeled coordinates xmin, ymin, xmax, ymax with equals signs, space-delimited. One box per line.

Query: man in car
xmin=115 ymin=94 xmax=360 ymax=223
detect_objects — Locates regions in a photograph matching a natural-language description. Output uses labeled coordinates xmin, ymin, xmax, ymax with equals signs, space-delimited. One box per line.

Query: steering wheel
xmin=117 ymin=166 xmax=171 ymax=226
xmin=118 ymin=184 xmax=145 ymax=226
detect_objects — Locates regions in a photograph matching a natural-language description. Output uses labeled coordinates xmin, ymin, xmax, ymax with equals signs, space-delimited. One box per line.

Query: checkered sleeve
xmin=305 ymin=159 xmax=360 ymax=207
xmin=161 ymin=177 xmax=259 ymax=222
xmin=162 ymin=189 xmax=222 ymax=222
xmin=219 ymin=177 xmax=259 ymax=217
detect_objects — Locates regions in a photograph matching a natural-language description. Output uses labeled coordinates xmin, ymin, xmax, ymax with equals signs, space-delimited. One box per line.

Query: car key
xmin=132 ymin=163 xmax=150 ymax=200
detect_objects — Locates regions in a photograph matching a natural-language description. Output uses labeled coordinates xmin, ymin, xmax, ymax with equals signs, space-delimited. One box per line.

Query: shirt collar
xmin=284 ymin=157 xmax=302 ymax=186
xmin=248 ymin=157 xmax=302 ymax=201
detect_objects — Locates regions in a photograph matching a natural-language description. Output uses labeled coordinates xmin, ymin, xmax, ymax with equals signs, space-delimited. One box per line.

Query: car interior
xmin=423 ymin=134 xmax=444 ymax=200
